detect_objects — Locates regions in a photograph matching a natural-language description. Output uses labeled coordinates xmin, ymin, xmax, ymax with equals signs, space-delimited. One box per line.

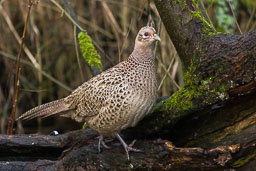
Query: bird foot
xmin=98 ymin=135 xmax=111 ymax=153
xmin=126 ymin=140 xmax=144 ymax=152
xmin=116 ymin=134 xmax=143 ymax=161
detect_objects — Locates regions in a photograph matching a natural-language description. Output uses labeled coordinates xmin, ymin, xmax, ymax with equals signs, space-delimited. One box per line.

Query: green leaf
xmin=82 ymin=122 xmax=87 ymax=129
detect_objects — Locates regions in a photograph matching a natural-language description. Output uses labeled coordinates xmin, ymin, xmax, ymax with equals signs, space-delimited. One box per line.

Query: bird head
xmin=135 ymin=26 xmax=161 ymax=48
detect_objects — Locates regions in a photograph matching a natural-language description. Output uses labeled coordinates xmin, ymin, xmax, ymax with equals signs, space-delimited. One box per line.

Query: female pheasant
xmin=17 ymin=26 xmax=161 ymax=160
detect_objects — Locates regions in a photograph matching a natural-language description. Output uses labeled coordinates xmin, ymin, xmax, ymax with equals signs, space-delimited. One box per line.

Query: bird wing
xmin=65 ymin=66 xmax=130 ymax=122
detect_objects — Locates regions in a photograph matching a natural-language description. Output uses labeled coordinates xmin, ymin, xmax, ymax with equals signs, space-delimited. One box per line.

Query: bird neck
xmin=130 ymin=44 xmax=155 ymax=63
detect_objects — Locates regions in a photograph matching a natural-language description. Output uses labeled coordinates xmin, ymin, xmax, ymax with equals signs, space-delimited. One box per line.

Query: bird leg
xmin=98 ymin=135 xmax=111 ymax=152
xmin=116 ymin=133 xmax=143 ymax=160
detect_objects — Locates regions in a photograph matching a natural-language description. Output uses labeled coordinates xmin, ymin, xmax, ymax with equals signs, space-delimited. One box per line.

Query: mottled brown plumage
xmin=17 ymin=26 xmax=160 ymax=160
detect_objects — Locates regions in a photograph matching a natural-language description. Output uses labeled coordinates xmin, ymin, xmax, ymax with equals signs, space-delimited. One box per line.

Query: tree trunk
xmin=1 ymin=0 xmax=256 ymax=170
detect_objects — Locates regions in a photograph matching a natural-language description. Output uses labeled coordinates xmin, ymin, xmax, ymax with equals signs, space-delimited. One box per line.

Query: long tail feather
xmin=16 ymin=98 xmax=71 ymax=121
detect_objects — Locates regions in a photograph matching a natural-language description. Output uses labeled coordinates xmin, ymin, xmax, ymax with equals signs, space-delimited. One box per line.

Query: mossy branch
xmin=78 ymin=32 xmax=102 ymax=71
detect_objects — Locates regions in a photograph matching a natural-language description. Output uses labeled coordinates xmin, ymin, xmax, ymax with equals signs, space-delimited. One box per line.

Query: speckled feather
xmin=17 ymin=26 xmax=159 ymax=137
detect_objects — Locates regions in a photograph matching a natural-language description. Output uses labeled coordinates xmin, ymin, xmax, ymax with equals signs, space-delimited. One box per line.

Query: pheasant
xmin=17 ymin=26 xmax=160 ymax=160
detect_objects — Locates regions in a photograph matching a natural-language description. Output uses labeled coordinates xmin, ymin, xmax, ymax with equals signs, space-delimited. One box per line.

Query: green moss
xmin=170 ymin=0 xmax=217 ymax=35
xmin=164 ymin=88 xmax=194 ymax=112
xmin=232 ymin=150 xmax=256 ymax=167
xmin=191 ymin=11 xmax=210 ymax=27
xmin=164 ymin=66 xmax=197 ymax=113
xmin=174 ymin=0 xmax=180 ymax=4
xmin=191 ymin=0 xmax=199 ymax=9
xmin=177 ymin=0 xmax=216 ymax=35
xmin=78 ymin=32 xmax=102 ymax=71
xmin=163 ymin=56 xmax=229 ymax=113
xmin=190 ymin=10 xmax=215 ymax=35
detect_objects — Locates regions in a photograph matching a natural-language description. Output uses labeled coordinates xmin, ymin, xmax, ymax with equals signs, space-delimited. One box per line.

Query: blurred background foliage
xmin=0 ymin=0 xmax=255 ymax=134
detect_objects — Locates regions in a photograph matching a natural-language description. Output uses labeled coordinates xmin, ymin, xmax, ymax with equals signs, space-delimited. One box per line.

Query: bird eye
xmin=144 ymin=32 xmax=150 ymax=37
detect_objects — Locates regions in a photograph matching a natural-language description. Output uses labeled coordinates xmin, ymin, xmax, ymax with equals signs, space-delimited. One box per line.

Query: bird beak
xmin=153 ymin=34 xmax=161 ymax=41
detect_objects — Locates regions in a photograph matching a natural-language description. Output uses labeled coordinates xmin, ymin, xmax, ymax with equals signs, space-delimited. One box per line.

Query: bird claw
xmin=116 ymin=134 xmax=144 ymax=161
xmin=98 ymin=134 xmax=143 ymax=160
xmin=123 ymin=139 xmax=144 ymax=160
xmin=98 ymin=135 xmax=111 ymax=153
xmin=129 ymin=139 xmax=137 ymax=147
xmin=127 ymin=140 xmax=143 ymax=152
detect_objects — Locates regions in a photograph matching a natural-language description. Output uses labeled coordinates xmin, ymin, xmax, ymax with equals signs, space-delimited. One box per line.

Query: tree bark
xmin=1 ymin=0 xmax=256 ymax=170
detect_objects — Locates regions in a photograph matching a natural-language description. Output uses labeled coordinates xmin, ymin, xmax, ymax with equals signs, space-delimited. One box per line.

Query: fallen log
xmin=0 ymin=128 xmax=255 ymax=170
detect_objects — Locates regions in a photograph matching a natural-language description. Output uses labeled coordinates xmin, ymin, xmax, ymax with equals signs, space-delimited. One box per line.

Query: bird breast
xmin=86 ymin=61 xmax=158 ymax=136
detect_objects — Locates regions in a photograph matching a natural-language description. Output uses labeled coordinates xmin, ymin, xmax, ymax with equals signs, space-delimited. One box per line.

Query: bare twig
xmin=171 ymin=59 xmax=179 ymax=79
xmin=7 ymin=0 xmax=33 ymax=135
xmin=51 ymin=0 xmax=101 ymax=76
xmin=92 ymin=40 xmax=115 ymax=66
xmin=95 ymin=0 xmax=145 ymax=14
xmin=0 ymin=51 xmax=73 ymax=92
xmin=20 ymin=89 xmax=48 ymax=93
xmin=154 ymin=20 xmax=181 ymax=91
xmin=120 ymin=6 xmax=144 ymax=58
xmin=74 ymin=25 xmax=84 ymax=82
xmin=245 ymin=6 xmax=256 ymax=32
xmin=158 ymin=57 xmax=175 ymax=91
xmin=154 ymin=20 xmax=161 ymax=60
xmin=157 ymin=60 xmax=181 ymax=90
xmin=30 ymin=9 xmax=43 ymax=133
xmin=50 ymin=0 xmax=85 ymax=32
xmin=0 ymin=83 xmax=13 ymax=133
xmin=77 ymin=16 xmax=113 ymax=39
xmin=0 ymin=3 xmax=72 ymax=92
xmin=62 ymin=0 xmax=80 ymax=31
xmin=228 ymin=0 xmax=242 ymax=34
xmin=119 ymin=19 xmax=133 ymax=57
xmin=0 ymin=3 xmax=39 ymax=69
xmin=101 ymin=1 xmax=122 ymax=63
